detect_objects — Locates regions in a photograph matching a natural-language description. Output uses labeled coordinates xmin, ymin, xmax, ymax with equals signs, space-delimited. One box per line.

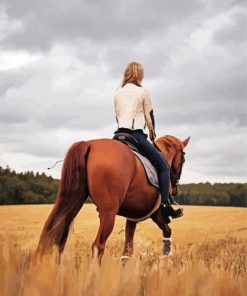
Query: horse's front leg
xmin=151 ymin=209 xmax=172 ymax=256
xmin=162 ymin=224 xmax=172 ymax=256
xmin=121 ymin=219 xmax=137 ymax=260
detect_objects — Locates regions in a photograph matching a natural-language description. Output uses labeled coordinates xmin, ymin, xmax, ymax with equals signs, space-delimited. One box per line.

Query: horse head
xmin=155 ymin=135 xmax=190 ymax=196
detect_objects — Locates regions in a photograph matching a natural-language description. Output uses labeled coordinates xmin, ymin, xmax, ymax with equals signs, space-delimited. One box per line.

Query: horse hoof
xmin=120 ymin=255 xmax=129 ymax=263
xmin=159 ymin=252 xmax=173 ymax=259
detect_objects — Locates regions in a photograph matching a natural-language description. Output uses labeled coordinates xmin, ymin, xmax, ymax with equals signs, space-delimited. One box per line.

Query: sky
xmin=0 ymin=0 xmax=246 ymax=183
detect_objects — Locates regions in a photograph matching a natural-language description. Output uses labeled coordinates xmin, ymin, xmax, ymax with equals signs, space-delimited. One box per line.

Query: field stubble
xmin=0 ymin=205 xmax=246 ymax=296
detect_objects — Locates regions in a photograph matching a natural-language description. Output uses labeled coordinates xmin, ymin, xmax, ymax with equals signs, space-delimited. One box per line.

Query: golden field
xmin=0 ymin=204 xmax=246 ymax=296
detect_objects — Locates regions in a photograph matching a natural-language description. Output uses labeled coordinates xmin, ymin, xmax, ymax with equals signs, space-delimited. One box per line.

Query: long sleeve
xmin=143 ymin=89 xmax=156 ymax=140
xmin=114 ymin=96 xmax=119 ymax=127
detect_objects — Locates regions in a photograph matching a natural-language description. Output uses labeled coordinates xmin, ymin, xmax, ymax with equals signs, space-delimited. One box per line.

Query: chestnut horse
xmin=37 ymin=135 xmax=190 ymax=259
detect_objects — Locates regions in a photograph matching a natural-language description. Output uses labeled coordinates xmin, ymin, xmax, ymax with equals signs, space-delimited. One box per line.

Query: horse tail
xmin=37 ymin=141 xmax=90 ymax=256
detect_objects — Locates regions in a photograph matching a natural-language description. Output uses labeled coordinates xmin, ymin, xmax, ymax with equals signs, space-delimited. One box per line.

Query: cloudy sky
xmin=0 ymin=0 xmax=246 ymax=183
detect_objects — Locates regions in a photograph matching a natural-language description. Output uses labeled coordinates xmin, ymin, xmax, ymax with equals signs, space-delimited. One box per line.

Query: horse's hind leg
xmin=121 ymin=220 xmax=137 ymax=259
xmin=92 ymin=210 xmax=117 ymax=260
xmin=151 ymin=209 xmax=172 ymax=256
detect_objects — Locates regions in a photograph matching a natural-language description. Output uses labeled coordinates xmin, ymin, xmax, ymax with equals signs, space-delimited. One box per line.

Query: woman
xmin=114 ymin=61 xmax=183 ymax=219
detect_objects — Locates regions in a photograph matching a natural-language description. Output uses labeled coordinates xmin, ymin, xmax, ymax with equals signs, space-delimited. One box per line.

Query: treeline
xmin=178 ymin=183 xmax=247 ymax=207
xmin=0 ymin=166 xmax=246 ymax=207
xmin=0 ymin=166 xmax=59 ymax=205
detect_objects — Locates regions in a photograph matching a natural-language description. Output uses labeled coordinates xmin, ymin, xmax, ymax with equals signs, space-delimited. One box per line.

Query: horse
xmin=37 ymin=135 xmax=190 ymax=260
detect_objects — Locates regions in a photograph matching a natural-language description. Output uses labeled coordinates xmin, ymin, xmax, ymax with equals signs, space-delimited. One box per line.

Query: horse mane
xmin=155 ymin=135 xmax=183 ymax=153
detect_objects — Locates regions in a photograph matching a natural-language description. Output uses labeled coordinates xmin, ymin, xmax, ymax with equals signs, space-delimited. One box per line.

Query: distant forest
xmin=0 ymin=166 xmax=246 ymax=207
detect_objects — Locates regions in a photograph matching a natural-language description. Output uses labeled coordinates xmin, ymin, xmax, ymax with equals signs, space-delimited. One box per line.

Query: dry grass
xmin=0 ymin=205 xmax=246 ymax=296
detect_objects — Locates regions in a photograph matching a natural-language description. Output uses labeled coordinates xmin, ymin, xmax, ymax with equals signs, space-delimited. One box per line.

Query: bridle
xmin=170 ymin=150 xmax=185 ymax=195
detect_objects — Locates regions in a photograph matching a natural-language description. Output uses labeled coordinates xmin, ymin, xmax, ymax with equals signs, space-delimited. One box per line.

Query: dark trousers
xmin=119 ymin=129 xmax=170 ymax=204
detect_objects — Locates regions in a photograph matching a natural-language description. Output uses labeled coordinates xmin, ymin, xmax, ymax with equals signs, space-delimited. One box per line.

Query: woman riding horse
xmin=114 ymin=61 xmax=183 ymax=219
xmin=36 ymin=63 xmax=189 ymax=260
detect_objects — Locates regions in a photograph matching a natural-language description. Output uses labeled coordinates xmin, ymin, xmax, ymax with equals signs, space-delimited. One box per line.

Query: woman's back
xmin=114 ymin=83 xmax=148 ymax=130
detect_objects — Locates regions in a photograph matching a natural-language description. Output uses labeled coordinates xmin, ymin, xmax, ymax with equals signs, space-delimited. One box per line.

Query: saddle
xmin=113 ymin=133 xmax=159 ymax=189
xmin=113 ymin=133 xmax=140 ymax=152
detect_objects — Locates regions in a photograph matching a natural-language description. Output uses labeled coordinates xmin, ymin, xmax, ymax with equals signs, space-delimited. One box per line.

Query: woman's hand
xmin=149 ymin=130 xmax=156 ymax=142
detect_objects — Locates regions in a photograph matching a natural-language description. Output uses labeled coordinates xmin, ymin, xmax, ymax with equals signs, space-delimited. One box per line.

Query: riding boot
xmin=161 ymin=205 xmax=183 ymax=219
xmin=158 ymin=170 xmax=183 ymax=219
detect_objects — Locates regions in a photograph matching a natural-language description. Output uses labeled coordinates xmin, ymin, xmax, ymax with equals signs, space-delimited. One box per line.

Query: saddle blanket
xmin=133 ymin=151 xmax=159 ymax=189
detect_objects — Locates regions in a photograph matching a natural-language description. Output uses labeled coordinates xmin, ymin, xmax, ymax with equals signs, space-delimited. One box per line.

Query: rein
xmin=170 ymin=150 xmax=185 ymax=192
xmin=47 ymin=159 xmax=64 ymax=170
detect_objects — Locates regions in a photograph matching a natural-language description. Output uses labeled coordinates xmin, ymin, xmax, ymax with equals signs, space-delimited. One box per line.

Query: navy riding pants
xmin=130 ymin=131 xmax=170 ymax=204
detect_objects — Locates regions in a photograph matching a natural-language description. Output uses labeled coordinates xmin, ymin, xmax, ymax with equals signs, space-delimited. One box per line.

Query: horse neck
xmin=165 ymin=150 xmax=176 ymax=167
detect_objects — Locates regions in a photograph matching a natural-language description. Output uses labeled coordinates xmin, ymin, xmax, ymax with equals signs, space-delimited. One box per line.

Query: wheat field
xmin=0 ymin=204 xmax=246 ymax=296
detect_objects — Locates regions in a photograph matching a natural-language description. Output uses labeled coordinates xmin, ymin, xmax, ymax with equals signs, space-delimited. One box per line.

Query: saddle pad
xmin=133 ymin=151 xmax=159 ymax=189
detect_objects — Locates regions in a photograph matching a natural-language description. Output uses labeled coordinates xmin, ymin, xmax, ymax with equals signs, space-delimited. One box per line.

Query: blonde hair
xmin=122 ymin=62 xmax=144 ymax=87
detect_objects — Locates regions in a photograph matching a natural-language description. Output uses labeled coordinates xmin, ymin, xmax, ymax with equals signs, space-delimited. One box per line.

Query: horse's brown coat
xmin=37 ymin=135 xmax=190 ymax=259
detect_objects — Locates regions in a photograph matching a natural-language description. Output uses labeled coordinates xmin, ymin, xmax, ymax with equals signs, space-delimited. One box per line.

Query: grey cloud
xmin=36 ymin=98 xmax=114 ymax=130
xmin=0 ymin=69 xmax=28 ymax=96
xmin=0 ymin=130 xmax=67 ymax=158
xmin=102 ymin=44 xmax=172 ymax=79
xmin=152 ymin=49 xmax=246 ymax=128
xmin=0 ymin=105 xmax=31 ymax=123
xmin=1 ymin=0 xmax=210 ymax=52
xmin=0 ymin=119 xmax=114 ymax=159
xmin=237 ymin=113 xmax=247 ymax=126
xmin=213 ymin=5 xmax=247 ymax=44
xmin=0 ymin=0 xmax=246 ymax=182
xmin=163 ymin=123 xmax=247 ymax=181
xmin=0 ymin=52 xmax=116 ymax=131
xmin=0 ymin=88 xmax=33 ymax=125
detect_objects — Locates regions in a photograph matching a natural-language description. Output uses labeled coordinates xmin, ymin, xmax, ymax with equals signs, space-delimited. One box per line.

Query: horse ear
xmin=183 ymin=137 xmax=190 ymax=148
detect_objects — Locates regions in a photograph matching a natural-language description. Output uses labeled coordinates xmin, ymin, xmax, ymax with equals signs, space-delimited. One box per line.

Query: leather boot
xmin=161 ymin=205 xmax=183 ymax=219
